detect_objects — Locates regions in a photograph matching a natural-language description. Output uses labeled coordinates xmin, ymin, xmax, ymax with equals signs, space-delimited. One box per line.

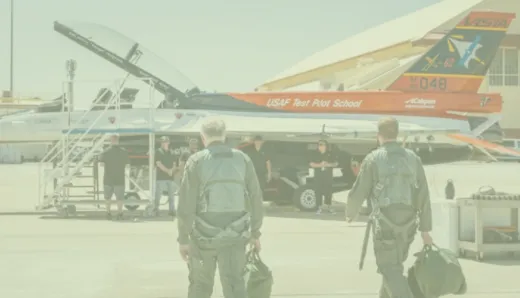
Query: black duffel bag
xmin=408 ymin=244 xmax=467 ymax=297
xmin=244 ymin=249 xmax=273 ymax=298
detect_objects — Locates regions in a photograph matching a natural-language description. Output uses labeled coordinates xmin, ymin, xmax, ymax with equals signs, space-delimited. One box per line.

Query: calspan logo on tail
xmin=447 ymin=35 xmax=485 ymax=68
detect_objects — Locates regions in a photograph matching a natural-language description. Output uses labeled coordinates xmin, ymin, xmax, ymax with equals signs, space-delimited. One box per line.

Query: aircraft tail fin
xmin=387 ymin=11 xmax=516 ymax=93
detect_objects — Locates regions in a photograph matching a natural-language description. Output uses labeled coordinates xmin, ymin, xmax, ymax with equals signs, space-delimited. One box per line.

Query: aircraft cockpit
xmin=34 ymin=87 xmax=140 ymax=114
xmin=36 ymin=94 xmax=67 ymax=113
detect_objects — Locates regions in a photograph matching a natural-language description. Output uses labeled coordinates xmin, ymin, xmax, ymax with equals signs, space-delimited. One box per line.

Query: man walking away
xmin=346 ymin=117 xmax=433 ymax=298
xmin=243 ymin=135 xmax=272 ymax=191
xmin=155 ymin=136 xmax=177 ymax=216
xmin=177 ymin=118 xmax=264 ymax=298
xmin=100 ymin=134 xmax=129 ymax=220
xmin=309 ymin=140 xmax=338 ymax=214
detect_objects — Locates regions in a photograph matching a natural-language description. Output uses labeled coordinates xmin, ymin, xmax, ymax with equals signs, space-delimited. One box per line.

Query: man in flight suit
xmin=154 ymin=136 xmax=177 ymax=216
xmin=177 ymin=118 xmax=264 ymax=298
xmin=346 ymin=117 xmax=433 ymax=298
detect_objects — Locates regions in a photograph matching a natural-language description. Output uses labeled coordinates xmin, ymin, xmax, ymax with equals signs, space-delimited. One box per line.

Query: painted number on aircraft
xmin=413 ymin=77 xmax=447 ymax=91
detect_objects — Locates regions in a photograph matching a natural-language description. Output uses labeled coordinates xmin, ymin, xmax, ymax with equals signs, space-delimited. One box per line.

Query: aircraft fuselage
xmin=0 ymin=108 xmax=472 ymax=144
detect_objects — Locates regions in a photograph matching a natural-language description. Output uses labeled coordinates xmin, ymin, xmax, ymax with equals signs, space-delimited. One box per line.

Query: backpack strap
xmin=200 ymin=151 xmax=238 ymax=191
xmin=369 ymin=149 xmax=419 ymax=260
xmin=370 ymin=148 xmax=417 ymax=211
xmin=199 ymin=150 xmax=248 ymax=204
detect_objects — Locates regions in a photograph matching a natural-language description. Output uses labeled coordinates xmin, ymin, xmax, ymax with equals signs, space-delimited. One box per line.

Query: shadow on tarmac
xmin=37 ymin=210 xmax=177 ymax=223
xmin=264 ymin=201 xmax=370 ymax=224
xmin=2 ymin=201 xmax=371 ymax=224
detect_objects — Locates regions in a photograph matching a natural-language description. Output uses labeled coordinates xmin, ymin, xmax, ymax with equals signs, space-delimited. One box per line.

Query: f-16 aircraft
xmin=2 ymin=10 xmax=520 ymax=211
xmin=0 ymin=11 xmax=514 ymax=145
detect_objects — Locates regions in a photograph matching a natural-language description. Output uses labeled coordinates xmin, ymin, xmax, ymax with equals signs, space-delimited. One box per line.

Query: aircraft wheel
xmin=124 ymin=192 xmax=141 ymax=211
xmin=293 ymin=186 xmax=318 ymax=212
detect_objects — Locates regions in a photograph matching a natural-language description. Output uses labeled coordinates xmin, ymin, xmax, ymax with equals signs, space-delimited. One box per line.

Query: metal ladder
xmin=37 ymin=81 xmax=125 ymax=210
xmin=50 ymin=134 xmax=109 ymax=198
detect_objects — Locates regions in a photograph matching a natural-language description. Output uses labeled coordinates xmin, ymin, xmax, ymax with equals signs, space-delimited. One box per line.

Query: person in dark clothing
xmin=243 ymin=135 xmax=271 ymax=191
xmin=309 ymin=140 xmax=338 ymax=214
xmin=155 ymin=136 xmax=177 ymax=216
xmin=99 ymin=134 xmax=130 ymax=220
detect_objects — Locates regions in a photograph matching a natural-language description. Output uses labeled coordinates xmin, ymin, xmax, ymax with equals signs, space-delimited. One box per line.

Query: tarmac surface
xmin=1 ymin=162 xmax=520 ymax=298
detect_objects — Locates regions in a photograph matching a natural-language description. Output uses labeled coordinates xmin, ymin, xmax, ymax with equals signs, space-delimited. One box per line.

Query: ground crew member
xmin=309 ymin=140 xmax=338 ymax=214
xmin=177 ymin=118 xmax=264 ymax=298
xmin=346 ymin=117 xmax=433 ymax=298
xmin=99 ymin=134 xmax=129 ymax=220
xmin=154 ymin=136 xmax=177 ymax=216
xmin=243 ymin=135 xmax=272 ymax=191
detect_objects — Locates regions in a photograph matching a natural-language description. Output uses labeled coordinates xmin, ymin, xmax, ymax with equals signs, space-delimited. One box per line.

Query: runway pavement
xmin=1 ymin=162 xmax=520 ymax=297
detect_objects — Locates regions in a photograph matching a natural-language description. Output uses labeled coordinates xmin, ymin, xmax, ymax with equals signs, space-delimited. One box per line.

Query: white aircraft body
xmin=0 ymin=108 xmax=468 ymax=145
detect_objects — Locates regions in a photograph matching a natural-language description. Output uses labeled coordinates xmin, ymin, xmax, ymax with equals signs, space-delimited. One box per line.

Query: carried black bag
xmin=408 ymin=244 xmax=467 ymax=297
xmin=244 ymin=249 xmax=273 ymax=298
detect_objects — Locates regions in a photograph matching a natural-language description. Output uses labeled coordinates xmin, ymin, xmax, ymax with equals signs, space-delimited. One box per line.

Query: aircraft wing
xmin=448 ymin=133 xmax=520 ymax=158
xmin=159 ymin=114 xmax=459 ymax=143
xmin=64 ymin=121 xmax=155 ymax=135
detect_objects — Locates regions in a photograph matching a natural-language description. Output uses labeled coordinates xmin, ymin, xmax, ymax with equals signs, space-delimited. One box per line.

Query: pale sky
xmin=0 ymin=0 xmax=439 ymax=102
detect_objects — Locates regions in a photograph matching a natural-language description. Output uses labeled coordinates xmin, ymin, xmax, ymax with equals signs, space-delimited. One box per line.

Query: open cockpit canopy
xmin=54 ymin=21 xmax=200 ymax=107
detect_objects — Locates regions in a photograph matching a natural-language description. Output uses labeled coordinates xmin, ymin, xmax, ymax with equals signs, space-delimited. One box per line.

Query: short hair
xmin=377 ymin=117 xmax=399 ymax=139
xmin=318 ymin=139 xmax=328 ymax=147
xmin=200 ymin=118 xmax=226 ymax=140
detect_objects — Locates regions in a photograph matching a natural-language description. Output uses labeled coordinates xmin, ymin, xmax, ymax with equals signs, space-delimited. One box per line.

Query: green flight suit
xmin=177 ymin=141 xmax=264 ymax=298
xmin=346 ymin=142 xmax=432 ymax=298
